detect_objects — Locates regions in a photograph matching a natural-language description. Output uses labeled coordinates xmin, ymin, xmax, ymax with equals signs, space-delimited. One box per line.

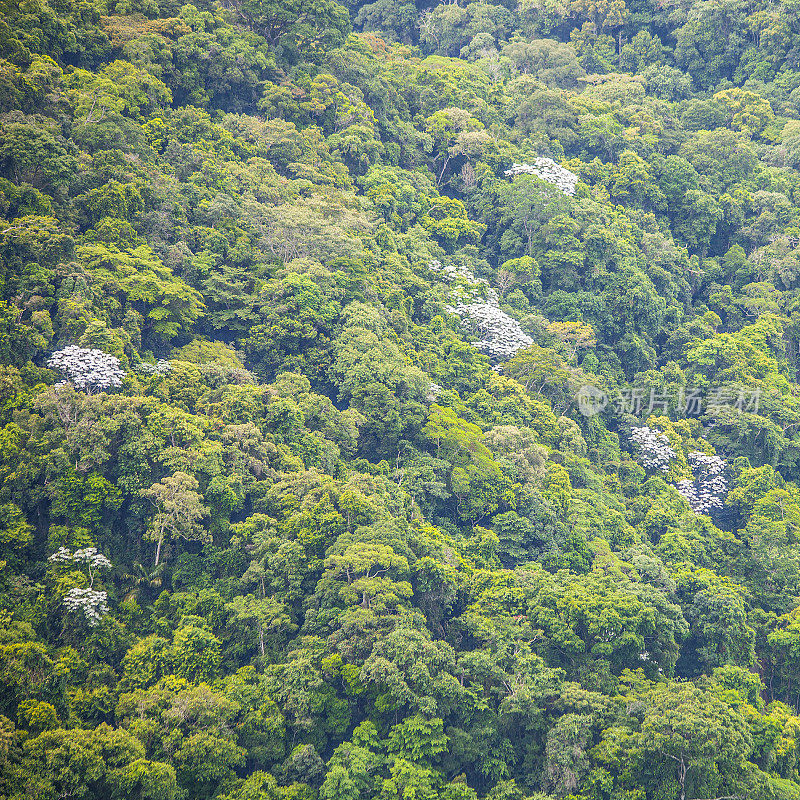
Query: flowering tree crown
xmin=47 ymin=345 xmax=125 ymax=391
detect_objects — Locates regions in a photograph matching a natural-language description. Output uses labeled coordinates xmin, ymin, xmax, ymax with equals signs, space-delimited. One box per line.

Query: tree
xmin=322 ymin=541 xmax=412 ymax=614
xmin=542 ymin=713 xmax=592 ymax=795
xmin=77 ymin=243 xmax=204 ymax=345
xmin=422 ymin=405 xmax=511 ymax=522
xmin=680 ymin=129 xmax=757 ymax=194
xmin=173 ymin=730 xmax=245 ymax=794
xmin=355 ymin=0 xmax=418 ymax=45
xmin=226 ymin=594 xmax=295 ymax=657
xmin=101 ymin=60 xmax=172 ymax=119
xmin=63 ymin=68 xmax=125 ymax=123
xmin=113 ymin=759 xmax=180 ymax=800
xmin=47 ymin=346 xmax=125 ymax=393
xmin=172 ymin=624 xmax=222 ymax=682
xmin=502 ymin=39 xmax=585 ymax=88
xmin=141 ymin=472 xmax=209 ymax=567
xmin=635 ymin=683 xmax=752 ymax=800
xmin=234 ymin=0 xmax=350 ymax=59
xmin=421 ymin=196 xmax=486 ymax=249
xmin=387 ymin=714 xmax=448 ymax=765
xmin=714 ymin=87 xmax=774 ymax=136
xmin=379 ymin=757 xmax=438 ymax=800
xmin=496 ymin=174 xmax=569 ymax=259
xmin=0 ymin=119 xmax=76 ymax=191
xmin=673 ymin=0 xmax=747 ymax=89
xmin=504 ymin=343 xmax=581 ymax=410
xmin=330 ymin=313 xmax=428 ymax=454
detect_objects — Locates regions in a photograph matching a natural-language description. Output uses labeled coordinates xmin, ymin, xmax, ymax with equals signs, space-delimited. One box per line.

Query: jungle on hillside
xmin=4 ymin=0 xmax=800 ymax=798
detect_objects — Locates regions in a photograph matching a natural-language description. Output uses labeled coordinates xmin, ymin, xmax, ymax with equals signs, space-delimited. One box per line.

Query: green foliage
xmin=4 ymin=2 xmax=800 ymax=800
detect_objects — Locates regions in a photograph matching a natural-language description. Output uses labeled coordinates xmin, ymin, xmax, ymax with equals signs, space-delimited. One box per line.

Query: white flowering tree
xmin=49 ymin=546 xmax=112 ymax=626
xmin=430 ymin=260 xmax=534 ymax=364
xmin=136 ymin=359 xmax=172 ymax=376
xmin=676 ymin=451 xmax=728 ymax=515
xmin=504 ymin=158 xmax=579 ymax=195
xmin=454 ymin=302 xmax=534 ymax=362
xmin=630 ymin=426 xmax=676 ymax=472
xmin=49 ymin=546 xmax=112 ymax=586
xmin=629 ymin=429 xmax=729 ymax=516
xmin=47 ymin=345 xmax=125 ymax=393
xmin=62 ymin=588 xmax=110 ymax=626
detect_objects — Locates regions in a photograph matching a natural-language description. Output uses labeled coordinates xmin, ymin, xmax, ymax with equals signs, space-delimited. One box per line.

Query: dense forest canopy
xmin=7 ymin=0 xmax=800 ymax=798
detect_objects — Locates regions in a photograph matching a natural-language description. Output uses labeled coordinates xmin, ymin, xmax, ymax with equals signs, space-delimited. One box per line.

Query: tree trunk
xmin=679 ymin=755 xmax=687 ymax=800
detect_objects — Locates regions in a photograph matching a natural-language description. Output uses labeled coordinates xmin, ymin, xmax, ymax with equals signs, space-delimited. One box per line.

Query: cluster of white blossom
xmin=429 ymin=260 xmax=533 ymax=365
xmin=47 ymin=345 xmax=125 ymax=391
xmin=48 ymin=546 xmax=74 ymax=563
xmin=676 ymin=451 xmax=728 ymax=515
xmin=630 ymin=426 xmax=676 ymax=472
xmin=504 ymin=158 xmax=579 ymax=195
xmin=49 ymin=546 xmax=112 ymax=622
xmin=62 ymin=588 xmax=109 ymax=626
xmin=199 ymin=364 xmax=254 ymax=386
xmin=451 ymin=302 xmax=534 ymax=361
xmin=136 ymin=360 xmax=172 ymax=376
xmin=429 ymin=260 xmax=500 ymax=303
xmin=49 ymin=546 xmax=112 ymax=570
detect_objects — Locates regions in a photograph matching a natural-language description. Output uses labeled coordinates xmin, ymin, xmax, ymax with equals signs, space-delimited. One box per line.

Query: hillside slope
xmin=4 ymin=1 xmax=800 ymax=799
